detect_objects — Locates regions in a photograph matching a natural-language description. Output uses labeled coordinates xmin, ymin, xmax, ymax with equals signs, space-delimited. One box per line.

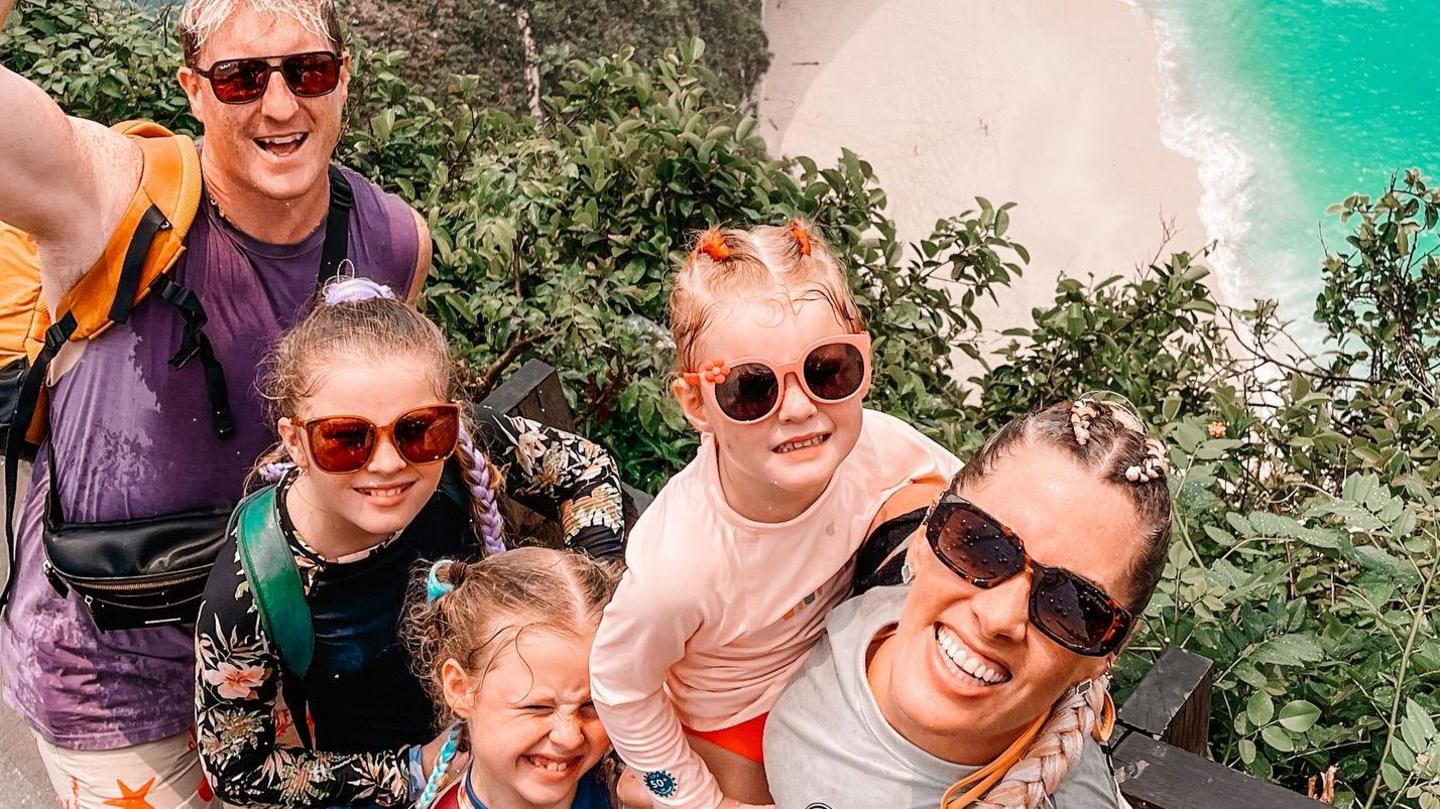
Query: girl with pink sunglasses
xmin=591 ymin=220 xmax=961 ymax=809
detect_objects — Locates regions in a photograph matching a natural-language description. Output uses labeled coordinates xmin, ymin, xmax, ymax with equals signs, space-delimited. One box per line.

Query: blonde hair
xmin=667 ymin=217 xmax=865 ymax=372
xmin=405 ymin=548 xmax=621 ymax=728
xmin=179 ymin=0 xmax=343 ymax=65
xmin=957 ymin=679 xmax=1113 ymax=809
xmin=253 ymin=279 xmax=505 ymax=553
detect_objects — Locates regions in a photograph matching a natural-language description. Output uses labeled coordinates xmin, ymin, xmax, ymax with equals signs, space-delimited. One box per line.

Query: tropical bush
xmin=8 ymin=0 xmax=1440 ymax=805
xmin=349 ymin=0 xmax=769 ymax=111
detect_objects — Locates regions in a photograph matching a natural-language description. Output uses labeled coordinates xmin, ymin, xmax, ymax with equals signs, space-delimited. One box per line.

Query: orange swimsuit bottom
xmin=683 ymin=712 xmax=769 ymax=764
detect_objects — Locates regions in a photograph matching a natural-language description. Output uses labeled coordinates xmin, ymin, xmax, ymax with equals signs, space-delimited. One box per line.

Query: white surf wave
xmin=1120 ymin=0 xmax=1256 ymax=309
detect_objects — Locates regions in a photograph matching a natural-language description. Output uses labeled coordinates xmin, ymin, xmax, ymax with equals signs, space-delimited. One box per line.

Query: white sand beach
xmin=758 ymin=0 xmax=1208 ymax=348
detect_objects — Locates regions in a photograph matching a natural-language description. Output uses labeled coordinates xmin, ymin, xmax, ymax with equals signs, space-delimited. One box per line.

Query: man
xmin=0 ymin=0 xmax=431 ymax=805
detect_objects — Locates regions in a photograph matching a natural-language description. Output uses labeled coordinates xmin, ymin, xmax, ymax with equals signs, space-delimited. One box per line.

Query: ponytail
xmin=944 ymin=676 xmax=1117 ymax=809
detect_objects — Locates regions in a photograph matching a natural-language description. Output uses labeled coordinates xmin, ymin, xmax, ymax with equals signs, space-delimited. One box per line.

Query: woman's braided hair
xmin=252 ymin=277 xmax=505 ymax=554
xmin=946 ymin=397 xmax=1172 ymax=809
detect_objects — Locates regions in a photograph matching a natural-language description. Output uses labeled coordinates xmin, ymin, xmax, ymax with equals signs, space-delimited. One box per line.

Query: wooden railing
xmin=479 ymin=360 xmax=1327 ymax=809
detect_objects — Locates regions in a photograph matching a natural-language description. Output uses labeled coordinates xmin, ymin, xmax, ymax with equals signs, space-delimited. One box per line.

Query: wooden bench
xmin=480 ymin=360 xmax=1327 ymax=809
xmin=1112 ymin=648 xmax=1325 ymax=808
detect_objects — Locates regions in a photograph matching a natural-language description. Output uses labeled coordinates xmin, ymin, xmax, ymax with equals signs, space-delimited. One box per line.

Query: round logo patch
xmin=643 ymin=770 xmax=679 ymax=798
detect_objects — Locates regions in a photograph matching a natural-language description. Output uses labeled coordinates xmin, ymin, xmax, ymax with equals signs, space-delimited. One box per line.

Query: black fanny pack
xmin=41 ymin=464 xmax=231 ymax=631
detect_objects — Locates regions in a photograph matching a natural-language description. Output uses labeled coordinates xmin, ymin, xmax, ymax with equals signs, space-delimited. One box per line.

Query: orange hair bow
xmin=696 ymin=230 xmax=733 ymax=262
xmin=789 ymin=221 xmax=813 ymax=256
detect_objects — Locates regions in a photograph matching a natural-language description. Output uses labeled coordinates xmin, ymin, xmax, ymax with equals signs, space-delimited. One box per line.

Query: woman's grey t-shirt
xmin=765 ymin=585 xmax=1121 ymax=809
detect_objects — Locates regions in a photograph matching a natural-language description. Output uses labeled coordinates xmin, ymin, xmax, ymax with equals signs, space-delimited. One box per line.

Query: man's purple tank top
xmin=0 ymin=166 xmax=420 ymax=749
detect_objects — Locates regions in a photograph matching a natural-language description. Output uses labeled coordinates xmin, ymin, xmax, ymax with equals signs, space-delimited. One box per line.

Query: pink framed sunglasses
xmin=683 ymin=333 xmax=873 ymax=423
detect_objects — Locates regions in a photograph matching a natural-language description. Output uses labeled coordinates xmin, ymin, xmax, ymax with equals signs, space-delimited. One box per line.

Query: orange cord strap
xmin=939 ymin=711 xmax=1048 ymax=809
xmin=1092 ymin=690 xmax=1116 ymax=743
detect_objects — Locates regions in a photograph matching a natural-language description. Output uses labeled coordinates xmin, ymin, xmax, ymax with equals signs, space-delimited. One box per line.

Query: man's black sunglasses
xmin=192 ymin=51 xmax=342 ymax=105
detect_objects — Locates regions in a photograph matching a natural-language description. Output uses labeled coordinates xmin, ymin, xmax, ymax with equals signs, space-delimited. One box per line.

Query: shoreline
xmin=757 ymin=0 xmax=1210 ymax=364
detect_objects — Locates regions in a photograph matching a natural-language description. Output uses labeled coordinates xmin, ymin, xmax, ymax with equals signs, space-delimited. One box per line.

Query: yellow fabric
xmin=0 ymin=119 xmax=202 ymax=446
xmin=0 ymin=225 xmax=42 ymax=368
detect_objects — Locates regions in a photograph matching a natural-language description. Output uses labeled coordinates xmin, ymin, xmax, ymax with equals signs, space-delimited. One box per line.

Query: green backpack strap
xmin=233 ymin=485 xmax=314 ymax=679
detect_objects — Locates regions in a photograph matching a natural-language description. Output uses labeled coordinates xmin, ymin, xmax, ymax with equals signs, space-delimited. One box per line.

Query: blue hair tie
xmin=426 ymin=560 xmax=456 ymax=604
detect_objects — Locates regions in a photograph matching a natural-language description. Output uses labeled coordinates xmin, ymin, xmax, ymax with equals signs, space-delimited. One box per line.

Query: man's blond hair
xmin=178 ymin=0 xmax=343 ymax=66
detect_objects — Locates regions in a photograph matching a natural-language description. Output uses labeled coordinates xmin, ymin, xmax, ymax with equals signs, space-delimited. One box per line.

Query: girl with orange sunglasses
xmin=193 ymin=278 xmax=625 ymax=807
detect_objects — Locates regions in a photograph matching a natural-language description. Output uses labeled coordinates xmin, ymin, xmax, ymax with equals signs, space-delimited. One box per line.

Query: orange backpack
xmin=0 ymin=120 xmax=203 ymax=451
xmin=0 ymin=119 xmax=357 ymax=626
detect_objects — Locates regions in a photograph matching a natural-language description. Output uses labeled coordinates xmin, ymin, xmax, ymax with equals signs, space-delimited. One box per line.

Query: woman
xmin=765 ymin=399 xmax=1170 ymax=808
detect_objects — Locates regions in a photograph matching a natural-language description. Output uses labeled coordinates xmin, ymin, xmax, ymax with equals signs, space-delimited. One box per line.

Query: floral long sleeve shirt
xmin=195 ymin=414 xmax=625 ymax=807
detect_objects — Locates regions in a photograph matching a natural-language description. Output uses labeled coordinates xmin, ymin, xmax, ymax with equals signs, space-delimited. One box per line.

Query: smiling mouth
xmin=936 ymin=624 xmax=1012 ymax=687
xmin=524 ymin=754 xmax=581 ymax=775
xmin=255 ymin=133 xmax=307 ymax=157
xmin=354 ymin=481 xmax=414 ymax=499
xmin=774 ymin=433 xmax=830 ymax=454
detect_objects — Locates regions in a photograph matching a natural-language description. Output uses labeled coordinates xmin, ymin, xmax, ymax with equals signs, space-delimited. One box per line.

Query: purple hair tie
xmin=323 ymin=277 xmax=396 ymax=305
xmin=459 ymin=426 xmax=506 ymax=556
xmin=258 ymin=460 xmax=296 ymax=483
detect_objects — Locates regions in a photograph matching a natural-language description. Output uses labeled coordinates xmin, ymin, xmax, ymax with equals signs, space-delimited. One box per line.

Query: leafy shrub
xmin=349 ymin=0 xmax=769 ymax=111
xmin=971 ymin=170 xmax=1440 ymax=808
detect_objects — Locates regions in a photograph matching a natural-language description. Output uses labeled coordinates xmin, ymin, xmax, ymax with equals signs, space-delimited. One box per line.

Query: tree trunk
xmin=516 ymin=6 xmax=543 ymax=121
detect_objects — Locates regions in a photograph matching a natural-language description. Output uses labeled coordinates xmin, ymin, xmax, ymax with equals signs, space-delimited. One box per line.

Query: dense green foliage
xmin=9 ymin=0 xmax=1440 ymax=805
xmin=349 ymin=0 xmax=768 ymax=111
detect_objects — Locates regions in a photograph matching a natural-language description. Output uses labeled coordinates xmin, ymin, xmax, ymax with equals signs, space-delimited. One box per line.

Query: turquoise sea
xmin=1134 ymin=0 xmax=1440 ymax=340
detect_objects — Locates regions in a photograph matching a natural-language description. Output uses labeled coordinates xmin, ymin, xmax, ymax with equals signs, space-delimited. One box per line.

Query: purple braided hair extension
xmin=258 ymin=460 xmax=296 ymax=483
xmin=322 ymin=276 xmax=396 ymax=305
xmin=459 ymin=426 xmax=506 ymax=556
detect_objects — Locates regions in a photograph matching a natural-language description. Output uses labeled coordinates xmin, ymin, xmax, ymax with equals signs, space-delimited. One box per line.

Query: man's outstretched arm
xmin=0 ymin=0 xmax=141 ymax=300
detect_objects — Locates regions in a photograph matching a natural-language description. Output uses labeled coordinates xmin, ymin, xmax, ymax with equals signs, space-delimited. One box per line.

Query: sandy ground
xmin=758 ymin=0 xmax=1207 ymax=360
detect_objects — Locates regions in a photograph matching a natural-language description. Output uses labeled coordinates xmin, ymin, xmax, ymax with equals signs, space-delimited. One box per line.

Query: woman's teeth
xmin=936 ymin=626 xmax=1010 ymax=686
xmin=525 ymin=755 xmax=576 ymax=774
xmin=775 ymin=434 xmax=829 ymax=453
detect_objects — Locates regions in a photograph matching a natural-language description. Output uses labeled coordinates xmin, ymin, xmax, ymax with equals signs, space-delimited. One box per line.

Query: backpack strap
xmin=1 ymin=314 xmax=76 ymax=607
xmin=233 ymin=485 xmax=314 ymax=679
xmin=149 ymin=275 xmax=235 ymax=438
xmin=319 ymin=166 xmax=353 ymax=285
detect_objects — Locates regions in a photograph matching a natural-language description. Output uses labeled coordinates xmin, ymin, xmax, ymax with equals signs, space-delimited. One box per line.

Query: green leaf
xmin=1251 ymin=633 xmax=1324 ymax=667
xmin=1247 ymin=691 xmax=1275 ymax=726
xmin=1392 ymin=737 xmax=1417 ymax=771
xmin=1382 ymin=761 xmax=1406 ymax=791
xmin=1276 ymin=700 xmax=1320 ymax=733
xmin=1352 ymin=545 xmax=1418 ymax=582
xmin=1260 ymin=725 xmax=1295 ymax=753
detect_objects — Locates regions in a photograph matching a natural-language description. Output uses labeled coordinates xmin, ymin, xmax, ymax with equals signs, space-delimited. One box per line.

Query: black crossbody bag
xmin=4 ymin=168 xmax=355 ymax=630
